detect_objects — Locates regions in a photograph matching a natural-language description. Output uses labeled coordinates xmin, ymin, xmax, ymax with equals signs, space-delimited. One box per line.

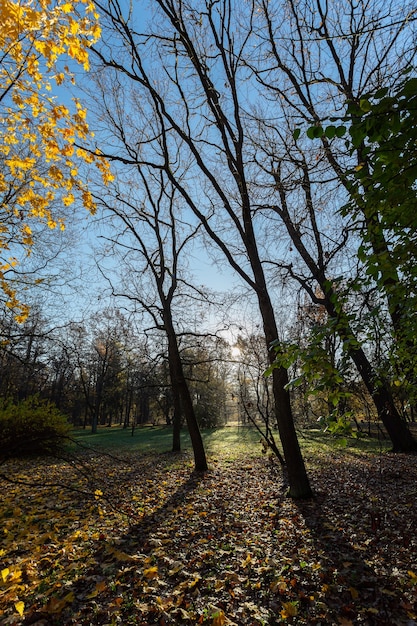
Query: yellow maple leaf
xmin=15 ymin=601 xmax=24 ymax=617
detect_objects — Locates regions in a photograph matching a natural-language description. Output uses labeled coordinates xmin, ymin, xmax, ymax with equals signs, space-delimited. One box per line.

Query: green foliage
xmin=268 ymin=326 xmax=351 ymax=411
xmin=304 ymin=124 xmax=346 ymax=140
xmin=317 ymin=410 xmax=354 ymax=440
xmin=305 ymin=68 xmax=417 ymax=411
xmin=0 ymin=396 xmax=71 ymax=457
xmin=344 ymin=70 xmax=417 ymax=403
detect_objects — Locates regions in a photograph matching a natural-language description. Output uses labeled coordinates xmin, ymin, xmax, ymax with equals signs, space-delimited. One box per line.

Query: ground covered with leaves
xmin=0 ymin=440 xmax=417 ymax=625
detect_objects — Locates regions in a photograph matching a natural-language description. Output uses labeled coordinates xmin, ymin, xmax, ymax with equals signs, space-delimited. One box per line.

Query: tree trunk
xmin=171 ymin=391 xmax=182 ymax=452
xmin=257 ymin=288 xmax=313 ymax=498
xmin=165 ymin=317 xmax=208 ymax=471
xmin=345 ymin=338 xmax=417 ymax=452
xmin=274 ymin=193 xmax=417 ymax=453
xmin=322 ymin=289 xmax=417 ymax=452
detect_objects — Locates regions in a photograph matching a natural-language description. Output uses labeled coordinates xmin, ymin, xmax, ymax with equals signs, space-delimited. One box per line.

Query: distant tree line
xmin=0 ymin=306 xmax=230 ymax=433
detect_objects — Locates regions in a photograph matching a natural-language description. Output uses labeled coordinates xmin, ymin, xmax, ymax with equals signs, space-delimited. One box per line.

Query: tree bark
xmin=171 ymin=391 xmax=182 ymax=453
xmin=257 ymin=287 xmax=313 ymax=498
xmin=165 ymin=314 xmax=208 ymax=471
xmin=322 ymin=288 xmax=417 ymax=452
xmin=342 ymin=331 xmax=417 ymax=452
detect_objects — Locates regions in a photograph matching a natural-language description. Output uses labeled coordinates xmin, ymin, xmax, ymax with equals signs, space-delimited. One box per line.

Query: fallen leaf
xmin=14 ymin=601 xmax=24 ymax=617
xmin=212 ymin=609 xmax=226 ymax=626
xmin=143 ymin=566 xmax=158 ymax=579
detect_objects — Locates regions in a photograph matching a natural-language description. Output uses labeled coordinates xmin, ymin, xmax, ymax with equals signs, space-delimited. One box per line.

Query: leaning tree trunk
xmin=323 ymin=289 xmax=417 ymax=452
xmin=346 ymin=339 xmax=417 ymax=452
xmin=257 ymin=285 xmax=313 ymax=498
xmin=274 ymin=193 xmax=417 ymax=453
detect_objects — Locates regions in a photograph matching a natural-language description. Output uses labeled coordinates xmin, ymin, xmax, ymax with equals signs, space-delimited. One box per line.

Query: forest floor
xmin=0 ymin=428 xmax=417 ymax=625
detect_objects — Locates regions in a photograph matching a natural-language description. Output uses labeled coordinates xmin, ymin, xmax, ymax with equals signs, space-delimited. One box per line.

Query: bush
xmin=0 ymin=396 xmax=71 ymax=457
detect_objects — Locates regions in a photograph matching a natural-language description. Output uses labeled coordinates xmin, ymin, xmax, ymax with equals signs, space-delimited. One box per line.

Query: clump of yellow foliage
xmin=0 ymin=0 xmax=113 ymax=320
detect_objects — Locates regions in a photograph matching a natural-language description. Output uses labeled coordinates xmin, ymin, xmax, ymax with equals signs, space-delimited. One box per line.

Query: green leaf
xmin=324 ymin=125 xmax=336 ymax=139
xmin=374 ymin=87 xmax=389 ymax=99
xmin=359 ymin=98 xmax=371 ymax=112
xmin=335 ymin=125 xmax=347 ymax=138
xmin=292 ymin=127 xmax=301 ymax=140
xmin=307 ymin=125 xmax=323 ymax=139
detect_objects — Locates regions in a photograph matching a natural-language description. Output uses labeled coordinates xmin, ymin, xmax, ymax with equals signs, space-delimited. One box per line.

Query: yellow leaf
xmin=1 ymin=568 xmax=10 ymax=582
xmin=8 ymin=568 xmax=23 ymax=583
xmin=110 ymin=549 xmax=138 ymax=563
xmin=15 ymin=601 xmax=24 ymax=617
xmin=62 ymin=193 xmax=75 ymax=206
xmin=188 ymin=575 xmax=201 ymax=589
xmin=143 ymin=566 xmax=158 ymax=580
xmin=61 ymin=2 xmax=74 ymax=13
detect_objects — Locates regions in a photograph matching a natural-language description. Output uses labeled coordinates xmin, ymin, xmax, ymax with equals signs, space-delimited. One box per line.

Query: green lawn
xmin=71 ymin=422 xmax=392 ymax=460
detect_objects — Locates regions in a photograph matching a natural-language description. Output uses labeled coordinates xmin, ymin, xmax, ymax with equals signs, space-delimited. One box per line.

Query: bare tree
xmin=90 ymin=0 xmax=312 ymax=497
xmin=86 ymin=90 xmax=208 ymax=469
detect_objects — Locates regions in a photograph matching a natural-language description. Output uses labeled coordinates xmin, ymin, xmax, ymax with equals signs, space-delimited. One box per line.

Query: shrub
xmin=0 ymin=396 xmax=71 ymax=457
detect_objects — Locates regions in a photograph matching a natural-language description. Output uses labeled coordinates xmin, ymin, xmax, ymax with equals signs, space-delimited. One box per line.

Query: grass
xmin=71 ymin=423 xmax=263 ymax=458
xmin=71 ymin=422 xmax=392 ymax=460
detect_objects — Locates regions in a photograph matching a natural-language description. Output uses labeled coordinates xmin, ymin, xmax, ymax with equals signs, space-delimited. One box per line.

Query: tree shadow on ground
xmin=295 ymin=490 xmax=413 ymax=625
xmin=108 ymin=464 xmax=205 ymax=553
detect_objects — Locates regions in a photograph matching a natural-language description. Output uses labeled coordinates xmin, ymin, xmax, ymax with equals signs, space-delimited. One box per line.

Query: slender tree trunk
xmin=273 ymin=191 xmax=417 ymax=452
xmin=345 ymin=337 xmax=417 ymax=452
xmin=257 ymin=286 xmax=313 ymax=498
xmin=165 ymin=316 xmax=208 ymax=471
xmin=171 ymin=390 xmax=182 ymax=453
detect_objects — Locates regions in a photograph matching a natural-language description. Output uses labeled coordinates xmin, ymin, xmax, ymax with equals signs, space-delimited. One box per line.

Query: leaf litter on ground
xmin=0 ymin=442 xmax=416 ymax=625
